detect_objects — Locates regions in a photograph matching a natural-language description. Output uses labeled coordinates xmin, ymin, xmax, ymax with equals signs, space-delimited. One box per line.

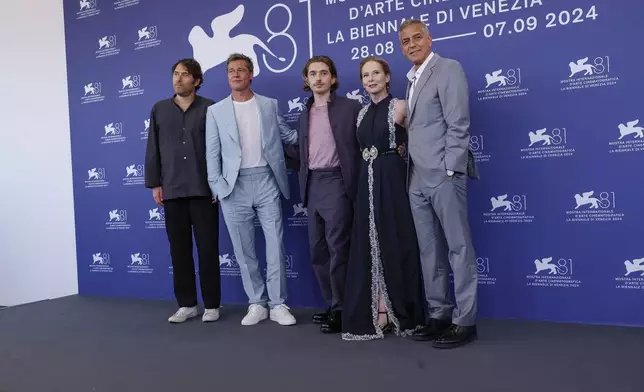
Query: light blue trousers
xmin=219 ymin=166 xmax=287 ymax=308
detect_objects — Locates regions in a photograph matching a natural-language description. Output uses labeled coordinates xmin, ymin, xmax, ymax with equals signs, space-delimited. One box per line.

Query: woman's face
xmin=361 ymin=61 xmax=390 ymax=95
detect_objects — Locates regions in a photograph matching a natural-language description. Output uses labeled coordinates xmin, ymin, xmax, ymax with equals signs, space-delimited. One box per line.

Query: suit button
xmin=183 ymin=157 xmax=187 ymax=160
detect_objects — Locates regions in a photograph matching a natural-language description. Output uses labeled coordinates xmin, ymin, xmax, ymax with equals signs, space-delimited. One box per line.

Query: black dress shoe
xmin=321 ymin=310 xmax=341 ymax=334
xmin=432 ymin=324 xmax=477 ymax=349
xmin=410 ymin=318 xmax=451 ymax=341
xmin=312 ymin=309 xmax=329 ymax=325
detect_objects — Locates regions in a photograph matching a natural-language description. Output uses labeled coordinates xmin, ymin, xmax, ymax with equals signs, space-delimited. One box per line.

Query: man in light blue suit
xmin=205 ymin=53 xmax=298 ymax=326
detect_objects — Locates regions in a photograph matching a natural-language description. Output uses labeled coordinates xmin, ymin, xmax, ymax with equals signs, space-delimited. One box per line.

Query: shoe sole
xmin=270 ymin=316 xmax=296 ymax=326
xmin=432 ymin=334 xmax=478 ymax=349
xmin=241 ymin=314 xmax=268 ymax=326
xmin=168 ymin=313 xmax=198 ymax=323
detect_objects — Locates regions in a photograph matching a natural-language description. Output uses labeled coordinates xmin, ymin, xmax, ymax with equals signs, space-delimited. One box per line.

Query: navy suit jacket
xmin=285 ymin=92 xmax=362 ymax=206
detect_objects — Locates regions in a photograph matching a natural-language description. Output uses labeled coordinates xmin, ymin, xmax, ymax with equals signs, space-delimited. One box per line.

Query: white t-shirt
xmin=233 ymin=96 xmax=267 ymax=169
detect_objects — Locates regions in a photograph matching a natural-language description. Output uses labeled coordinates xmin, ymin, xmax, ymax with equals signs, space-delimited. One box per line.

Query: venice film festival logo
xmin=476 ymin=257 xmax=495 ymax=286
xmin=219 ymin=253 xmax=240 ymax=277
xmin=469 ymin=134 xmax=491 ymax=164
xmin=141 ymin=118 xmax=150 ymax=140
xmin=615 ymin=256 xmax=644 ymax=290
xmin=188 ymin=4 xmax=300 ymax=78
xmin=483 ymin=193 xmax=534 ymax=224
xmin=118 ymin=75 xmax=144 ymax=98
xmin=90 ymin=252 xmax=113 ymax=273
xmin=561 ymin=56 xmax=619 ymax=92
xmin=527 ymin=257 xmax=580 ymax=289
xmin=106 ymin=209 xmax=130 ymax=230
xmin=114 ymin=0 xmax=139 ymax=10
xmin=77 ymin=0 xmax=99 ymax=19
xmin=520 ymin=127 xmax=575 ymax=160
xmin=134 ymin=25 xmax=162 ymax=50
xmin=145 ymin=207 xmax=165 ymax=229
xmin=287 ymin=202 xmax=307 ymax=227
xmin=95 ymin=35 xmax=119 ymax=59
xmin=477 ymin=67 xmax=529 ymax=101
xmin=81 ymin=82 xmax=105 ymax=104
xmin=609 ymin=118 xmax=644 ymax=154
xmin=122 ymin=164 xmax=144 ymax=186
xmin=101 ymin=122 xmax=126 ymax=145
xmin=128 ymin=252 xmax=153 ymax=274
xmin=85 ymin=167 xmax=109 ymax=189
xmin=565 ymin=190 xmax=624 ymax=223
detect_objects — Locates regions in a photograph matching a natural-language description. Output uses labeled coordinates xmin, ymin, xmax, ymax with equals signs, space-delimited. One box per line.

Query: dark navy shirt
xmin=144 ymin=95 xmax=215 ymax=200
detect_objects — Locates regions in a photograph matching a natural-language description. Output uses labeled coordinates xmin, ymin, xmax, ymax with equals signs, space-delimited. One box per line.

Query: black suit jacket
xmin=285 ymin=92 xmax=362 ymax=207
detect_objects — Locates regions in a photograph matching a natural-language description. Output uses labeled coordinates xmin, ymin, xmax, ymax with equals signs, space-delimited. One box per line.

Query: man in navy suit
xmin=291 ymin=56 xmax=362 ymax=333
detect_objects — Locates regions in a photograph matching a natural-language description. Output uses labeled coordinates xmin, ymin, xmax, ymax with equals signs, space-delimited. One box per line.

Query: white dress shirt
xmin=233 ymin=96 xmax=267 ymax=169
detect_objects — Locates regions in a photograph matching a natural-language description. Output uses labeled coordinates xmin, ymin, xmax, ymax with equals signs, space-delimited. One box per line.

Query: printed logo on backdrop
xmin=145 ymin=207 xmax=165 ymax=229
xmin=128 ymin=253 xmax=153 ymax=274
xmin=118 ymin=75 xmax=144 ymax=98
xmin=114 ymin=0 xmax=139 ymax=10
xmin=106 ymin=209 xmax=130 ymax=230
xmin=134 ymin=26 xmax=162 ymax=50
xmin=85 ymin=167 xmax=109 ymax=188
xmin=285 ymin=254 xmax=298 ymax=279
xmin=263 ymin=255 xmax=298 ymax=279
xmin=189 ymin=4 xmax=300 ymax=77
xmin=141 ymin=118 xmax=150 ymax=140
xmin=95 ymin=35 xmax=120 ymax=58
xmin=81 ymin=82 xmax=105 ymax=104
xmin=565 ymin=190 xmax=624 ymax=223
xmin=477 ymin=68 xmax=529 ymax=101
xmin=561 ymin=56 xmax=619 ymax=91
xmin=77 ymin=0 xmax=100 ymax=19
xmin=101 ymin=122 xmax=126 ymax=144
xmin=288 ymin=202 xmax=308 ymax=227
xmin=609 ymin=119 xmax=644 ymax=154
xmin=90 ymin=252 xmax=113 ymax=273
xmin=283 ymin=97 xmax=309 ymax=124
xmin=476 ymin=257 xmax=495 ymax=286
xmin=122 ymin=164 xmax=144 ymax=186
xmin=520 ymin=127 xmax=575 ymax=159
xmin=469 ymin=135 xmax=491 ymax=163
xmin=527 ymin=257 xmax=580 ymax=289
xmin=483 ymin=193 xmax=534 ymax=224
xmin=219 ymin=253 xmax=240 ymax=277
xmin=615 ymin=256 xmax=644 ymax=290
xmin=345 ymin=89 xmax=371 ymax=106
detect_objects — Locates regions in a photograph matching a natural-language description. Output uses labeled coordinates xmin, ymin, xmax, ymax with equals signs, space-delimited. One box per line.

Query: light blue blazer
xmin=205 ymin=93 xmax=298 ymax=200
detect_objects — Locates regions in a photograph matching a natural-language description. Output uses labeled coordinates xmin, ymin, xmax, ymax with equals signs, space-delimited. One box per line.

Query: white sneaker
xmin=202 ymin=308 xmax=220 ymax=323
xmin=241 ymin=304 xmax=268 ymax=326
xmin=270 ymin=304 xmax=296 ymax=326
xmin=168 ymin=306 xmax=198 ymax=323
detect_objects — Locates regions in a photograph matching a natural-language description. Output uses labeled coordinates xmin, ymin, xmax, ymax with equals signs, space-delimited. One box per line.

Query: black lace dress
xmin=342 ymin=95 xmax=425 ymax=340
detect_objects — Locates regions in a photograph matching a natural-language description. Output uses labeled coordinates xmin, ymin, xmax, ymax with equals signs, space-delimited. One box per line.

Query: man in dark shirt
xmin=144 ymin=58 xmax=221 ymax=324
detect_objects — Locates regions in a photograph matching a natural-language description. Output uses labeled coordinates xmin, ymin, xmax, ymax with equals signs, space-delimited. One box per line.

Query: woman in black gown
xmin=341 ymin=57 xmax=425 ymax=341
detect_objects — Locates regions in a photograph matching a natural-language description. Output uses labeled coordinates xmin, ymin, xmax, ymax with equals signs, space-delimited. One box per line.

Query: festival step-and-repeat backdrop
xmin=64 ymin=0 xmax=644 ymax=326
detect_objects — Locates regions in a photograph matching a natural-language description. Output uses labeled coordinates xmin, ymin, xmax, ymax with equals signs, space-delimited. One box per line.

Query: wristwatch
xmin=447 ymin=170 xmax=454 ymax=177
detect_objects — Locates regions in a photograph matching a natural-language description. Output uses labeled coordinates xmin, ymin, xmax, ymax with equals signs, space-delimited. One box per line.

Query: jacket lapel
xmin=223 ymin=95 xmax=240 ymax=144
xmin=255 ymin=94 xmax=269 ymax=150
xmin=409 ymin=53 xmax=440 ymax=119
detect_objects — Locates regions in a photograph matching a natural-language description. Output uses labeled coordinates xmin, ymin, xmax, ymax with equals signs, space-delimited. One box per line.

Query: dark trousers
xmin=307 ymin=168 xmax=353 ymax=311
xmin=163 ymin=196 xmax=221 ymax=309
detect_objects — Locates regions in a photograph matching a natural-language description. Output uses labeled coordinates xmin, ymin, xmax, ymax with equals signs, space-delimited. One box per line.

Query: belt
xmin=362 ymin=146 xmax=397 ymax=161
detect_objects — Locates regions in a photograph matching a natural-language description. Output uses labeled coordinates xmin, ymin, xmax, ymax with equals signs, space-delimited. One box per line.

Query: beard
xmin=174 ymin=86 xmax=194 ymax=97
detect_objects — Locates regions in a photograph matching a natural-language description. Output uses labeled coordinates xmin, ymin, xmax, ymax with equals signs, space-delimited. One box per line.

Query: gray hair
xmin=226 ymin=53 xmax=254 ymax=74
xmin=398 ymin=19 xmax=430 ymax=35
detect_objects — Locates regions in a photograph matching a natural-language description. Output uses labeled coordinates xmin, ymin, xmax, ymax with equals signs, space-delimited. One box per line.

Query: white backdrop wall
xmin=0 ymin=0 xmax=78 ymax=306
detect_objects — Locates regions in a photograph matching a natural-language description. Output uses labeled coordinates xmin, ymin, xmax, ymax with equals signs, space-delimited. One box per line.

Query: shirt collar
xmin=406 ymin=51 xmax=435 ymax=83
